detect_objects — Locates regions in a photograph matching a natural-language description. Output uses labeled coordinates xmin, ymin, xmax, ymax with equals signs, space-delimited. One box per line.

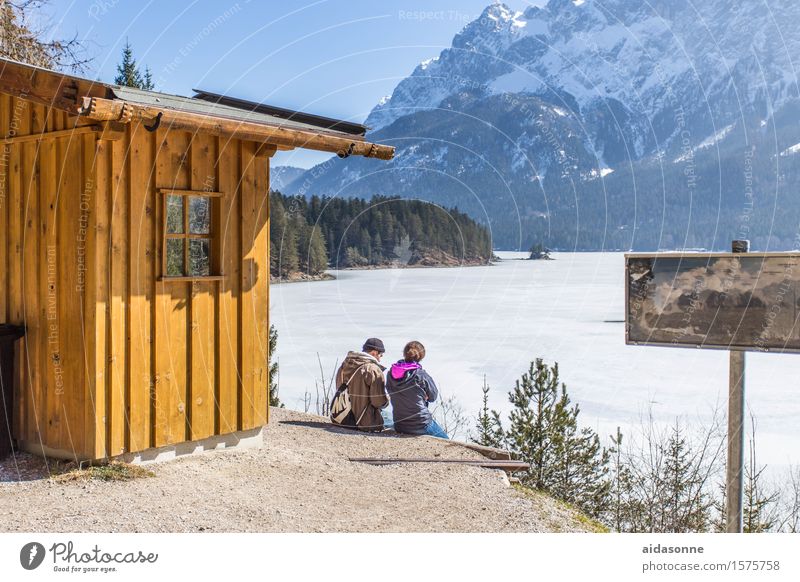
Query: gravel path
xmin=0 ymin=408 xmax=596 ymax=533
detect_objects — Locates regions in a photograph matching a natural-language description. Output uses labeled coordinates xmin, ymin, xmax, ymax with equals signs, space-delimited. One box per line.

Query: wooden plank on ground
xmin=446 ymin=441 xmax=512 ymax=461
xmin=348 ymin=457 xmax=530 ymax=472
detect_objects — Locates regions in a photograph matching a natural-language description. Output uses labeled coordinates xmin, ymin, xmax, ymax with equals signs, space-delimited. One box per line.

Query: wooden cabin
xmin=0 ymin=57 xmax=393 ymax=462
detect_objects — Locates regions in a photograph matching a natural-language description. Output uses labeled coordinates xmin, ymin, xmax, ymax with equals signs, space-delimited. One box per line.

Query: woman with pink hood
xmin=385 ymin=341 xmax=448 ymax=439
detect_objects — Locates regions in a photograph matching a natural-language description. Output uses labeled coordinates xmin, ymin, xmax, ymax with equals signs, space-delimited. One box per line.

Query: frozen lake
xmin=270 ymin=252 xmax=799 ymax=467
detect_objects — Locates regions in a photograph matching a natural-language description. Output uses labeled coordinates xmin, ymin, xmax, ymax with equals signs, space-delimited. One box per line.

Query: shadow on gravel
xmin=278 ymin=420 xmax=414 ymax=439
xmin=0 ymin=452 xmax=62 ymax=483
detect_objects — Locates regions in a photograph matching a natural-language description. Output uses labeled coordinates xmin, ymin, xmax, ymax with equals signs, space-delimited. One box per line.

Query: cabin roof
xmin=0 ymin=57 xmax=393 ymax=159
xmin=109 ymin=85 xmax=368 ymax=138
xmin=190 ymin=89 xmax=368 ymax=136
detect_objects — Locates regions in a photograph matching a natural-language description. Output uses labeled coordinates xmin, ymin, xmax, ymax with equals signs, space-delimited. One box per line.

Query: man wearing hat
xmin=333 ymin=338 xmax=389 ymax=432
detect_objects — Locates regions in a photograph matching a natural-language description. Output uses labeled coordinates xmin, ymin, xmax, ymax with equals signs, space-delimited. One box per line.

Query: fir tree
xmin=472 ymin=376 xmax=505 ymax=449
xmin=114 ymin=39 xmax=153 ymax=89
xmin=269 ymin=196 xmax=300 ymax=277
xmin=505 ymin=359 xmax=611 ymax=518
xmin=268 ymin=191 xmax=492 ymax=276
xmin=548 ymin=384 xmax=611 ymax=518
xmin=507 ymin=359 xmax=560 ymax=490
xmin=297 ymin=223 xmax=328 ymax=275
xmin=143 ymin=66 xmax=155 ymax=90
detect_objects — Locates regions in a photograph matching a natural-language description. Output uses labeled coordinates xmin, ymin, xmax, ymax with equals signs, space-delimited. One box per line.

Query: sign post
xmin=623 ymin=240 xmax=800 ymax=534
xmin=726 ymin=239 xmax=749 ymax=533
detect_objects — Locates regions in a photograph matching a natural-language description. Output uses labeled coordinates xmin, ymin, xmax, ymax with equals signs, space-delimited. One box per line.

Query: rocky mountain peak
xmin=295 ymin=1 xmax=800 ymax=251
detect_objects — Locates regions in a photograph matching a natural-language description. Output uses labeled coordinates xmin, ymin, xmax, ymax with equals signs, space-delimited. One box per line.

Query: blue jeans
xmin=424 ymin=419 xmax=449 ymax=439
xmin=381 ymin=408 xmax=394 ymax=430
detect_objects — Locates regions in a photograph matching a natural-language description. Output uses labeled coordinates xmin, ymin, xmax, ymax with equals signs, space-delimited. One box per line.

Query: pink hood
xmin=390 ymin=361 xmax=421 ymax=381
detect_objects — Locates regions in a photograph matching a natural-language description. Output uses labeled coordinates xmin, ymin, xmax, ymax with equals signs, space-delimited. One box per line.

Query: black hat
xmin=362 ymin=338 xmax=385 ymax=354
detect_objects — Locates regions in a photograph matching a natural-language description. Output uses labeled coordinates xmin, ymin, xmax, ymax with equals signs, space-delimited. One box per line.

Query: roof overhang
xmin=0 ymin=57 xmax=394 ymax=160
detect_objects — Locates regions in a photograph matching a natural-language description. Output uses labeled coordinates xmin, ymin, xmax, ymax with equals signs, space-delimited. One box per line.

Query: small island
xmin=528 ymin=243 xmax=554 ymax=260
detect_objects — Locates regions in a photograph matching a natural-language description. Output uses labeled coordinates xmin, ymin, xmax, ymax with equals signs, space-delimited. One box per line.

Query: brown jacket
xmin=335 ymin=351 xmax=388 ymax=431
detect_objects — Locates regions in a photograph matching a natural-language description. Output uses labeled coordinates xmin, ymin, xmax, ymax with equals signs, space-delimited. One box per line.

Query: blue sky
xmin=45 ymin=0 xmax=541 ymax=167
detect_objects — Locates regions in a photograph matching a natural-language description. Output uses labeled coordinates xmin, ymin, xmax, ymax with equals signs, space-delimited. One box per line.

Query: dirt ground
xmin=0 ymin=407 xmax=597 ymax=533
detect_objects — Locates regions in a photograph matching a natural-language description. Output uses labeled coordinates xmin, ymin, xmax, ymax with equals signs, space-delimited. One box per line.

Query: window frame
xmin=159 ymin=189 xmax=225 ymax=282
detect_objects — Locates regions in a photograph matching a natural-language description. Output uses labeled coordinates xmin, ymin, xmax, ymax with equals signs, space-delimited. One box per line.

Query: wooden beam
xmin=0 ymin=59 xmax=107 ymax=113
xmin=254 ymin=143 xmax=277 ymax=159
xmin=77 ymin=96 xmax=395 ymax=160
xmin=1 ymin=124 xmax=101 ymax=145
xmin=348 ymin=457 xmax=530 ymax=472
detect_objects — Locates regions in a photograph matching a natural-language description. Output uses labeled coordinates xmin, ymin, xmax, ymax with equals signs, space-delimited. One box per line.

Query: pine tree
xmin=267 ymin=191 xmax=492 ymax=272
xmin=507 ymin=359 xmax=560 ymax=490
xmin=268 ymin=324 xmax=282 ymax=407
xmin=114 ymin=39 xmax=152 ymax=89
xmin=473 ymin=376 xmax=505 ymax=449
xmin=505 ymin=359 xmax=611 ymax=519
xmin=297 ymin=223 xmax=328 ymax=275
xmin=549 ymin=384 xmax=611 ymax=518
xmin=344 ymin=246 xmax=367 ymax=267
xmin=143 ymin=66 xmax=155 ymax=90
xmin=269 ymin=195 xmax=299 ymax=277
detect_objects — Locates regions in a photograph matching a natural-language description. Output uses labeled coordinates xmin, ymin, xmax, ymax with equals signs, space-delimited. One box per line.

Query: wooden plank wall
xmin=0 ymin=97 xmax=93 ymax=460
xmin=1 ymin=100 xmax=270 ymax=460
xmin=96 ymin=124 xmax=270 ymax=458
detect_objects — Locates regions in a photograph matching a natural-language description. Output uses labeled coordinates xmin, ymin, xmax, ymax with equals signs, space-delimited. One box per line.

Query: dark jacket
xmin=335 ymin=351 xmax=388 ymax=431
xmin=386 ymin=361 xmax=439 ymax=434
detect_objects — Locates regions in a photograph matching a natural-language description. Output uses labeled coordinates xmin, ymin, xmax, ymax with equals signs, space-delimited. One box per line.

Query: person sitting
xmin=333 ymin=338 xmax=388 ymax=432
xmin=386 ymin=341 xmax=448 ymax=439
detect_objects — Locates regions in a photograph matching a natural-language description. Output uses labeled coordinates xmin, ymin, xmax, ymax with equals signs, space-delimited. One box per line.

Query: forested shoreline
xmin=269 ymin=192 xmax=493 ymax=280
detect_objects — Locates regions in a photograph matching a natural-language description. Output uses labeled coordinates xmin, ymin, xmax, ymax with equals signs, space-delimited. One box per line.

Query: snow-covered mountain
xmin=288 ymin=0 xmax=800 ymax=250
xmin=271 ymin=165 xmax=306 ymax=192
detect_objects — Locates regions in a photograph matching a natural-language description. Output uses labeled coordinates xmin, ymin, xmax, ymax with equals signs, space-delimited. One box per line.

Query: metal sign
xmin=625 ymin=252 xmax=800 ymax=352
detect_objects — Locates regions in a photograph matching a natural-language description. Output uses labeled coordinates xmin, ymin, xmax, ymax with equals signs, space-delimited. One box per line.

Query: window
xmin=161 ymin=189 xmax=223 ymax=280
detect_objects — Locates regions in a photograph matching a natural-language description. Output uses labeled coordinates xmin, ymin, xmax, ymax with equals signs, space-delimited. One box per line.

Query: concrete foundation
xmin=17 ymin=426 xmax=265 ymax=466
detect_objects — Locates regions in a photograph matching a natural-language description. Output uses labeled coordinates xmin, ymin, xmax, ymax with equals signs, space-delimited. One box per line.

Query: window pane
xmin=189 ymin=197 xmax=211 ymax=234
xmin=189 ymin=239 xmax=211 ymax=277
xmin=166 ymin=239 xmax=185 ymax=276
xmin=167 ymin=196 xmax=183 ymax=234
